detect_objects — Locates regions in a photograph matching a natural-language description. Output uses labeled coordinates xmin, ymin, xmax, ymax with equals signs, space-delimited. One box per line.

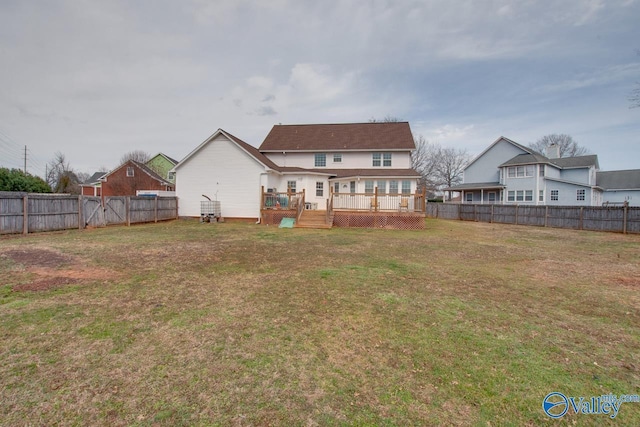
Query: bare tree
xmin=119 ymin=150 xmax=151 ymax=165
xmin=529 ymin=134 xmax=589 ymax=158
xmin=411 ymin=136 xmax=471 ymax=200
xmin=436 ymin=147 xmax=471 ymax=200
xmin=368 ymin=115 xmax=402 ymax=123
xmin=46 ymin=152 xmax=81 ymax=193
xmin=411 ymin=135 xmax=441 ymax=195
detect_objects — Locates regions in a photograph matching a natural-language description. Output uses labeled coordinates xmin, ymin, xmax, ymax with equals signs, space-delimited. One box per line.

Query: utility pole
xmin=24 ymin=145 xmax=27 ymax=173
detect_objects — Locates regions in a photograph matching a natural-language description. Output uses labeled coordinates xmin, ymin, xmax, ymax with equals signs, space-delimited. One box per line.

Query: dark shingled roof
xmin=500 ymin=153 xmax=599 ymax=169
xmin=83 ymin=172 xmax=107 ymax=185
xmin=259 ymin=122 xmax=416 ymax=151
xmin=445 ymin=182 xmax=505 ymax=191
xmin=597 ymin=169 xmax=640 ymax=190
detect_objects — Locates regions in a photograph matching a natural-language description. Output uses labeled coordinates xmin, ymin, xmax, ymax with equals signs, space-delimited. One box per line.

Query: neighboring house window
xmin=126 ymin=167 xmax=134 ymax=177
xmin=333 ymin=153 xmax=342 ymax=163
xmin=488 ymin=192 xmax=496 ymax=202
xmin=539 ymin=190 xmax=544 ymax=202
xmin=315 ymin=153 xmax=326 ymax=167
xmin=551 ymin=190 xmax=559 ymax=201
xmin=508 ymin=166 xmax=534 ymax=178
xmin=389 ymin=180 xmax=399 ymax=194
xmin=507 ymin=191 xmax=515 ymax=202
xmin=539 ymin=165 xmax=545 ymax=177
xmin=525 ymin=190 xmax=533 ymax=202
xmin=364 ymin=180 xmax=374 ymax=194
xmin=168 ymin=171 xmax=176 ymax=180
xmin=287 ymin=180 xmax=296 ymax=193
xmin=401 ymin=180 xmax=411 ymax=195
xmin=516 ymin=190 xmax=524 ymax=202
xmin=372 ymin=153 xmax=381 ymax=167
xmin=577 ymin=189 xmax=585 ymax=201
xmin=466 ymin=193 xmax=473 ymax=202
xmin=316 ymin=182 xmax=324 ymax=197
xmin=377 ymin=180 xmax=386 ymax=194
xmin=383 ymin=153 xmax=392 ymax=167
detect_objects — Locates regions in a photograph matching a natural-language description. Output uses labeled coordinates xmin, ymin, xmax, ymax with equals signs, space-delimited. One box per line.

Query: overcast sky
xmin=1 ymin=0 xmax=639 ymax=177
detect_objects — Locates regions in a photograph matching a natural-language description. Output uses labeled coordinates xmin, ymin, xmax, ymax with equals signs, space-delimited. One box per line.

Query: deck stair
xmin=295 ymin=209 xmax=332 ymax=229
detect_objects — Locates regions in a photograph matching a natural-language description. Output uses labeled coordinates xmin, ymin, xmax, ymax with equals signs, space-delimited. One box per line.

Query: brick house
xmin=101 ymin=160 xmax=174 ymax=197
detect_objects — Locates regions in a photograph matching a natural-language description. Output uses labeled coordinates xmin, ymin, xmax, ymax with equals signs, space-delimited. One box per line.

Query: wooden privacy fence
xmin=426 ymin=203 xmax=640 ymax=234
xmin=0 ymin=192 xmax=178 ymax=235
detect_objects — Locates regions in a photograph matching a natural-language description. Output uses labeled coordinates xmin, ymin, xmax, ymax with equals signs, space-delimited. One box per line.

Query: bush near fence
xmin=426 ymin=203 xmax=639 ymax=234
xmin=0 ymin=192 xmax=178 ymax=235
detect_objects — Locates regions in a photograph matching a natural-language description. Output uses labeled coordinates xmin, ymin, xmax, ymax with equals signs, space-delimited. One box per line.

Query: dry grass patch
xmin=0 ymin=219 xmax=639 ymax=425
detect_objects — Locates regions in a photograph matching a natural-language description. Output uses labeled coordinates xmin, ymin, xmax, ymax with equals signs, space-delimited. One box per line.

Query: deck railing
xmin=332 ymin=190 xmax=425 ymax=212
xmin=261 ymin=189 xmax=304 ymax=210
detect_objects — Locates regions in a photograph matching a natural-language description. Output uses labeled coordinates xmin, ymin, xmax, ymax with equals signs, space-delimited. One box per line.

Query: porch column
xmin=461 ymin=191 xmax=464 ymax=204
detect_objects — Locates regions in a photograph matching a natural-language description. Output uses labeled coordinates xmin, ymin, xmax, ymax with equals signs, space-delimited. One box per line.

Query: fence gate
xmin=83 ymin=196 xmax=105 ymax=227
xmin=104 ymin=197 xmax=127 ymax=226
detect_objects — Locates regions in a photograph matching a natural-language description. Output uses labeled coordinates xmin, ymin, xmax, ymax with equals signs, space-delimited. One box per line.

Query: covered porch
xmin=446 ymin=183 xmax=505 ymax=204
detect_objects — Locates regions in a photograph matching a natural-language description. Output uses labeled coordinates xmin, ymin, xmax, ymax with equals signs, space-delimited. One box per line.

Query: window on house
xmin=551 ymin=190 xmax=559 ymax=201
xmin=314 ymin=153 xmax=326 ymax=167
xmin=509 ymin=166 xmax=534 ymax=178
xmin=389 ymin=180 xmax=399 ymax=194
xmin=316 ymin=182 xmax=324 ymax=197
xmin=539 ymin=165 xmax=545 ymax=177
xmin=126 ymin=167 xmax=134 ymax=177
xmin=466 ymin=193 xmax=473 ymax=202
xmin=364 ymin=180 xmax=374 ymax=194
xmin=333 ymin=153 xmax=342 ymax=163
xmin=168 ymin=171 xmax=176 ymax=181
xmin=383 ymin=153 xmax=392 ymax=167
xmin=401 ymin=180 xmax=411 ymax=195
xmin=539 ymin=190 xmax=544 ymax=202
xmin=350 ymin=181 xmax=356 ymax=194
xmin=334 ymin=182 xmax=339 ymax=194
xmin=287 ymin=180 xmax=296 ymax=193
xmin=507 ymin=191 xmax=515 ymax=202
xmin=577 ymin=189 xmax=585 ymax=201
xmin=516 ymin=190 xmax=524 ymax=202
xmin=488 ymin=192 xmax=496 ymax=202
xmin=525 ymin=190 xmax=533 ymax=202
xmin=377 ymin=180 xmax=386 ymax=194
xmin=372 ymin=153 xmax=381 ymax=167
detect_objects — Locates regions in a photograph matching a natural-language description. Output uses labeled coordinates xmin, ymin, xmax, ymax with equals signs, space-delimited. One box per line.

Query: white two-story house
xmin=172 ymin=122 xmax=422 ymax=220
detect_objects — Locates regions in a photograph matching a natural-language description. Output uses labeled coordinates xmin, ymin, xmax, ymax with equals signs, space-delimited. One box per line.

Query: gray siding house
xmin=449 ymin=136 xmax=640 ymax=206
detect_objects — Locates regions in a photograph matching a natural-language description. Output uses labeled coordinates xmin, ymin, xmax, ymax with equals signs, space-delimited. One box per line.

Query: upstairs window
xmin=333 ymin=153 xmax=342 ymax=163
xmin=126 ymin=167 xmax=134 ymax=177
xmin=508 ymin=166 xmax=534 ymax=178
xmin=383 ymin=153 xmax=392 ymax=167
xmin=314 ymin=153 xmax=326 ymax=167
xmin=372 ymin=153 xmax=381 ymax=167
xmin=539 ymin=164 xmax=545 ymax=177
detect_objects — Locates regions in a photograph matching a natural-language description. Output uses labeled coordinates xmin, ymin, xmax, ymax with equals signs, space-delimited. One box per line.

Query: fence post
xmin=175 ymin=197 xmax=179 ymax=220
xmin=126 ymin=196 xmax=131 ymax=226
xmin=579 ymin=207 xmax=584 ymax=230
xmin=544 ymin=206 xmax=548 ymax=227
xmin=22 ymin=195 xmax=28 ymax=235
xmin=490 ymin=204 xmax=494 ymax=223
xmin=473 ymin=204 xmax=477 ymax=221
xmin=78 ymin=195 xmax=83 ymax=230
xmin=623 ymin=202 xmax=628 ymax=234
xmin=515 ymin=205 xmax=519 ymax=225
xmin=154 ymin=196 xmax=158 ymax=223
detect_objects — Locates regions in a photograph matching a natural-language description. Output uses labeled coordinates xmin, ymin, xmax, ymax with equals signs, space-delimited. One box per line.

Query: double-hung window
xmin=126 ymin=167 xmax=134 ymax=177
xmin=401 ymin=180 xmax=411 ymax=195
xmin=377 ymin=180 xmax=386 ymax=194
xmin=372 ymin=153 xmax=381 ymax=167
xmin=314 ymin=153 xmax=326 ymax=167
xmin=287 ymin=180 xmax=296 ymax=193
xmin=383 ymin=153 xmax=392 ymax=166
xmin=389 ymin=180 xmax=399 ymax=194
xmin=364 ymin=180 xmax=374 ymax=194
xmin=333 ymin=153 xmax=342 ymax=163
xmin=316 ymin=182 xmax=324 ymax=197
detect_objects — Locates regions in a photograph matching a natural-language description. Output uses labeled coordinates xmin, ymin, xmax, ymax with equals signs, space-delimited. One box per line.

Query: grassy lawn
xmin=1 ymin=219 xmax=639 ymax=426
